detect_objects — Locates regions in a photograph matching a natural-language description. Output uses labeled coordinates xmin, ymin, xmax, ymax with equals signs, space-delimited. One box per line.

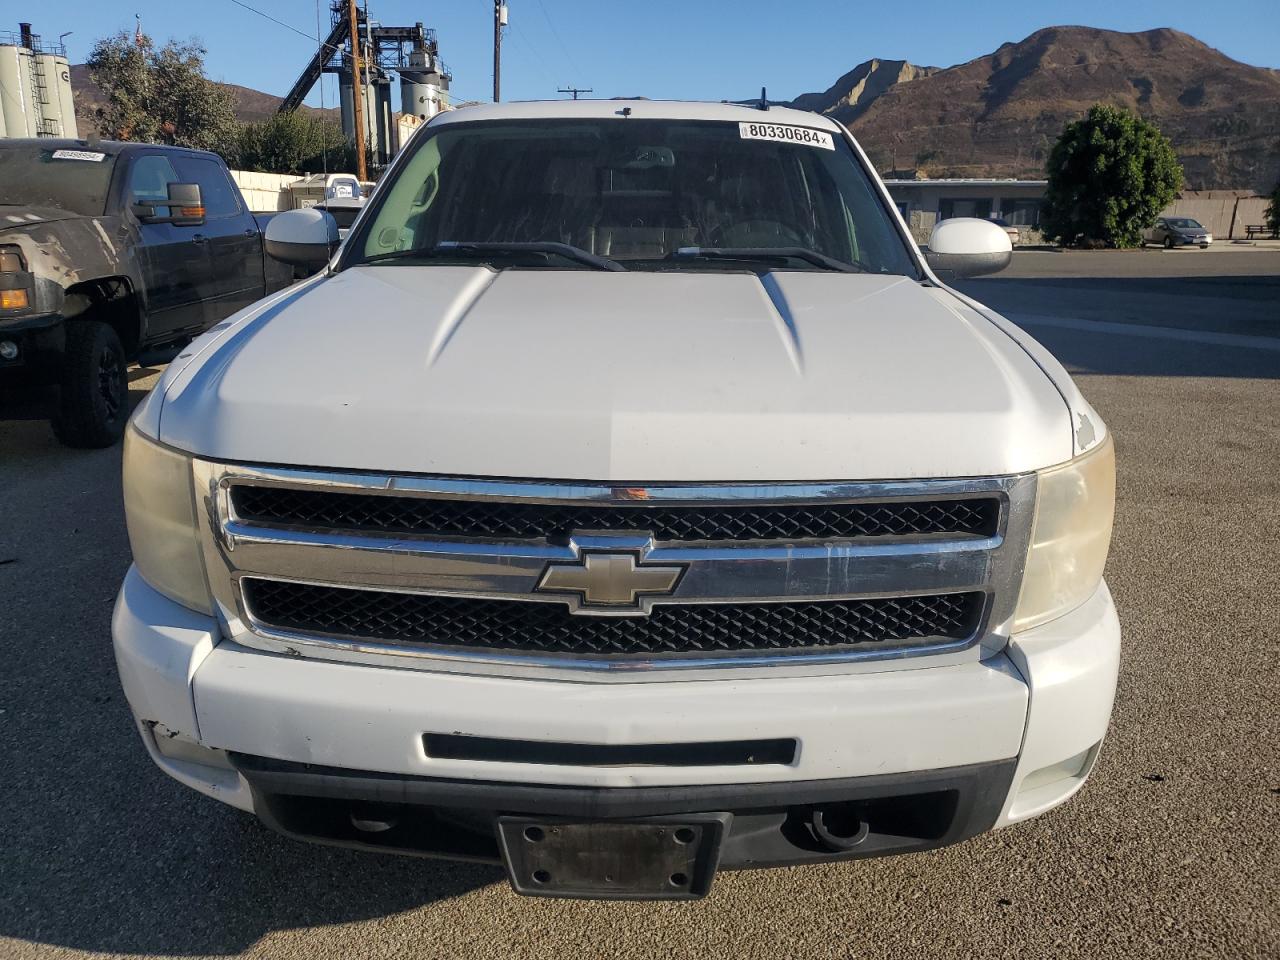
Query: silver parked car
xmin=1146 ymin=217 xmax=1212 ymax=249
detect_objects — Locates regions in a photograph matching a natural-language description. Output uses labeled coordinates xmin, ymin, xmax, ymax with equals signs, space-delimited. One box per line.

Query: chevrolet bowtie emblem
xmin=536 ymin=552 xmax=685 ymax=611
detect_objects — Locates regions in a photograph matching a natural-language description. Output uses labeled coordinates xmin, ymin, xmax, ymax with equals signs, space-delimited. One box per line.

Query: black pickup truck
xmin=0 ymin=139 xmax=293 ymax=447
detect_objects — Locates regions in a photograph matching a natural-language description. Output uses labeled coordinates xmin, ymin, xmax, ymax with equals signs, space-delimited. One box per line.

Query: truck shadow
xmin=2 ymin=782 xmax=502 ymax=955
xmin=0 ymin=385 xmax=501 ymax=957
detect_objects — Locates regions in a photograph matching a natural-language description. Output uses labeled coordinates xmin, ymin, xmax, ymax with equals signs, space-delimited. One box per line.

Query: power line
xmin=224 ymin=0 xmax=340 ymax=53
xmin=508 ymin=21 xmax=559 ymax=90
xmin=534 ymin=0 xmax=584 ymax=79
xmin=224 ymin=0 xmax=491 ymax=110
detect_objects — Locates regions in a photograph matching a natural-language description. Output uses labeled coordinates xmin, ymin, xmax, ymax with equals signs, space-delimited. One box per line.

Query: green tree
xmin=88 ymin=31 xmax=238 ymax=156
xmin=1041 ymin=104 xmax=1184 ymax=248
xmin=235 ymin=112 xmax=350 ymax=175
xmin=1266 ymin=182 xmax=1280 ymax=238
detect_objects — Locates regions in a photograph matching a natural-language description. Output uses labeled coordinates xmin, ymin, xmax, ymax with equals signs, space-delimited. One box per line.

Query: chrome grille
xmin=194 ymin=464 xmax=1037 ymax=677
xmin=244 ymin=579 xmax=984 ymax=659
xmin=231 ymin=486 xmax=999 ymax=542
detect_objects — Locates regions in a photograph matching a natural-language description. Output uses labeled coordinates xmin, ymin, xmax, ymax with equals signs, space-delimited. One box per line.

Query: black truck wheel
xmin=51 ymin=320 xmax=128 ymax=448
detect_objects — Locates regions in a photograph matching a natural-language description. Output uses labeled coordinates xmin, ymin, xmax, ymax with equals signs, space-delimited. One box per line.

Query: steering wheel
xmin=710 ymin=219 xmax=806 ymax=247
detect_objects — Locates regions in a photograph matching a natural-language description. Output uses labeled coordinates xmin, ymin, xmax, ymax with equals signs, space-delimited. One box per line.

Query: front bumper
xmin=0 ymin=311 xmax=64 ymax=378
xmin=113 ymin=567 xmax=1120 ymax=869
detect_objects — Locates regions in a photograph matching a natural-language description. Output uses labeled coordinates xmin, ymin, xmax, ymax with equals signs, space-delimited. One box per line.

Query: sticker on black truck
xmin=50 ymin=150 xmax=107 ymax=162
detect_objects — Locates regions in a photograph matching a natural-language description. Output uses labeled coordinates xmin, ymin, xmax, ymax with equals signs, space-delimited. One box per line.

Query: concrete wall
xmin=1230 ymin=197 xmax=1272 ymax=238
xmin=229 ymin=169 xmax=303 ymax=213
xmin=1162 ymin=191 xmax=1252 ymax=239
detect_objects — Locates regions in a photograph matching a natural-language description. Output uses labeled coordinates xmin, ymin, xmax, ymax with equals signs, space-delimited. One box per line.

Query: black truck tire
xmin=51 ymin=320 xmax=129 ymax=448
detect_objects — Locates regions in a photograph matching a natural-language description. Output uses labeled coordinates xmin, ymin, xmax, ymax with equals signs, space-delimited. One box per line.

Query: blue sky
xmin=30 ymin=0 xmax=1280 ymax=108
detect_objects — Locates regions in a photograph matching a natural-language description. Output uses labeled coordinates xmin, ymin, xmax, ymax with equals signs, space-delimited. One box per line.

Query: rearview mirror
xmin=924 ymin=218 xmax=1012 ymax=279
xmin=132 ymin=183 xmax=205 ymax=226
xmin=265 ymin=208 xmax=339 ymax=270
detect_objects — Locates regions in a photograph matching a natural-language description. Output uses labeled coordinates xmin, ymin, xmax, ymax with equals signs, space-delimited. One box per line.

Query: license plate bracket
xmin=497 ymin=814 xmax=730 ymax=900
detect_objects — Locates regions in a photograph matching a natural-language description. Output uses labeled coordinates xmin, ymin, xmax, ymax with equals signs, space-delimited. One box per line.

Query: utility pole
xmin=347 ymin=0 xmax=368 ymax=183
xmin=493 ymin=0 xmax=505 ymax=102
xmin=558 ymin=86 xmax=592 ymax=100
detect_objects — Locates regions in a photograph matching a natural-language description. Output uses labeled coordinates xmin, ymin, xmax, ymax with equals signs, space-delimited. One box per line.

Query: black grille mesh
xmin=231 ymin=487 xmax=999 ymax=542
xmin=243 ymin=579 xmax=982 ymax=659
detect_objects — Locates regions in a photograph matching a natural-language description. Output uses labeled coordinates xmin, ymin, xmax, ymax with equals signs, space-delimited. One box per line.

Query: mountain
xmin=791 ymin=26 xmax=1280 ymax=190
xmin=791 ymin=59 xmax=939 ymax=122
xmin=69 ymin=64 xmax=340 ymax=131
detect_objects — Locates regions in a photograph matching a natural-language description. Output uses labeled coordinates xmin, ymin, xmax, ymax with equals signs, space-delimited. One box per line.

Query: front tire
xmin=52 ymin=320 xmax=128 ymax=448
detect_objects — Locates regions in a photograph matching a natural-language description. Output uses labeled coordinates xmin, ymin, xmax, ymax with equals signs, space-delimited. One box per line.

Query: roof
xmin=432 ymin=98 xmax=842 ymax=132
xmin=0 ymin=138 xmax=222 ymax=159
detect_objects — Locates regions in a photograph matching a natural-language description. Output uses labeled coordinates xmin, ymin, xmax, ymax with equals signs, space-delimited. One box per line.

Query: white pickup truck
xmin=113 ymin=100 xmax=1119 ymax=901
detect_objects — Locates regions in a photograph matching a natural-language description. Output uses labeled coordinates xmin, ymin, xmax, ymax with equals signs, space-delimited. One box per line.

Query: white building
xmin=884 ymin=179 xmax=1047 ymax=242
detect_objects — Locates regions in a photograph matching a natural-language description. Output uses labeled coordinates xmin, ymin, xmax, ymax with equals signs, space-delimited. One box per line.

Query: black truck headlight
xmin=1 ymin=245 xmax=32 ymax=311
xmin=0 ymin=246 xmax=26 ymax=273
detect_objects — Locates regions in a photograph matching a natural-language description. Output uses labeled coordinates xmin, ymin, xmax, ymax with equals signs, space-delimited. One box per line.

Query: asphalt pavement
xmin=1 ymin=248 xmax=1277 ymax=959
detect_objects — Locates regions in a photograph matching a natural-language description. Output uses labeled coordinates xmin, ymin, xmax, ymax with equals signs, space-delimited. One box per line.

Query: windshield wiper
xmin=439 ymin=241 xmax=625 ymax=271
xmin=669 ymin=246 xmax=864 ymax=273
xmin=355 ymin=241 xmax=625 ymax=272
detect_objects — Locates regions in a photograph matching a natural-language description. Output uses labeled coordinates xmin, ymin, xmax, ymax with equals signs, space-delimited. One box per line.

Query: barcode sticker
xmin=51 ymin=149 xmax=107 ymax=162
xmin=738 ymin=122 xmax=835 ymax=150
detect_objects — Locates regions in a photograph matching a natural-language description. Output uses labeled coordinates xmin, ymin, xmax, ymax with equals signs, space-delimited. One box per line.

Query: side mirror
xmin=265 ymin=208 xmax=339 ymax=270
xmin=167 ymin=182 xmax=205 ymax=226
xmin=924 ymin=218 xmax=1013 ymax=279
xmin=132 ymin=183 xmax=205 ymax=226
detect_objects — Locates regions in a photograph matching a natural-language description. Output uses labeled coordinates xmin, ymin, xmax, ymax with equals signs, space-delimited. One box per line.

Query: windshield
xmin=347 ymin=117 xmax=918 ymax=276
xmin=0 ymin=146 xmax=117 ymax=216
xmin=1167 ymin=218 xmax=1203 ymax=229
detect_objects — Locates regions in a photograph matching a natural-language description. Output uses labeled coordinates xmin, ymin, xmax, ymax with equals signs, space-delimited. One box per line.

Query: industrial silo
xmin=339 ymin=69 xmax=382 ymax=154
xmin=1 ymin=23 xmax=77 ymax=138
xmin=36 ymin=50 xmax=77 ymax=138
xmin=375 ymin=77 xmax=394 ymax=162
xmin=399 ymin=47 xmax=449 ymax=121
xmin=0 ymin=41 xmax=38 ymax=138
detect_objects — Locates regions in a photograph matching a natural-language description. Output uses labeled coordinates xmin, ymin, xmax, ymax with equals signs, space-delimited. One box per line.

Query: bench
xmin=1245 ymin=224 xmax=1277 ymax=239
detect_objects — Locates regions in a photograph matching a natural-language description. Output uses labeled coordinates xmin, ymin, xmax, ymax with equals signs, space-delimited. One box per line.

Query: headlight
xmin=122 ymin=426 xmax=213 ymax=614
xmin=0 ymin=245 xmax=26 ymax=273
xmin=1013 ymin=435 xmax=1115 ymax=631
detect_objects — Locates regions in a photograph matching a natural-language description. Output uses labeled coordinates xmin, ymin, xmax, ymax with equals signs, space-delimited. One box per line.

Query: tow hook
xmin=809 ymin=805 xmax=871 ymax=851
xmin=349 ymin=803 xmax=400 ymax=834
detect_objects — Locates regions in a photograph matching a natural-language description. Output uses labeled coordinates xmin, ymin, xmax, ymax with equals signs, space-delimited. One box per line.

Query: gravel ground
xmin=1 ymin=250 xmax=1277 ymax=959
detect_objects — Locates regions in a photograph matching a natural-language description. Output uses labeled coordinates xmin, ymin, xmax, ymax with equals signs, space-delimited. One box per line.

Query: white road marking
xmin=1008 ymin=313 xmax=1280 ymax=353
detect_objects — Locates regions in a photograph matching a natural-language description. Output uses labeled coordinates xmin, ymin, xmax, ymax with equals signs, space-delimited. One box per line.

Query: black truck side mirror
xmin=132 ymin=183 xmax=206 ymax=226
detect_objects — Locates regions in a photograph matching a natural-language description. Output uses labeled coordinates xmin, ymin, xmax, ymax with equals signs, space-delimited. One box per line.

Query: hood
xmin=0 ymin=205 xmax=86 ymax=230
xmin=157 ymin=266 xmax=1072 ymax=481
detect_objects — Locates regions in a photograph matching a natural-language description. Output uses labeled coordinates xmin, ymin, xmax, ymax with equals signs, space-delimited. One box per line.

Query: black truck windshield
xmin=348 ymin=118 xmax=918 ymax=276
xmin=0 ymin=146 xmax=117 ymax=217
